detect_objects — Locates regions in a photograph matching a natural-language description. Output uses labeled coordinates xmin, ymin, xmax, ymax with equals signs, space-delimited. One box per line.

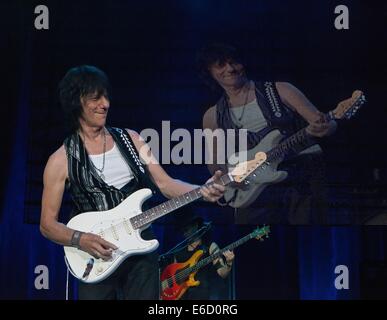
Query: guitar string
xmin=162 ymin=98 xmax=364 ymax=287
xmin=161 ymin=240 xmax=253 ymax=286
xmin=92 ymin=179 xmax=221 ymax=241
xmin=95 ymin=95 xmax=364 ymax=237
xmin=94 ymin=164 xmax=269 ymax=239
xmin=161 ymin=236 xmax=266 ymax=289
xmin=161 ymin=231 xmax=269 ymax=287
xmin=83 ymin=96 xmax=364 ymax=275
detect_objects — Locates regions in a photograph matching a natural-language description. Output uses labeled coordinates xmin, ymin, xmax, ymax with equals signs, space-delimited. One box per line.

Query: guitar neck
xmin=130 ymin=173 xmax=233 ymax=229
xmin=184 ymin=231 xmax=257 ymax=276
xmin=266 ymin=113 xmax=333 ymax=162
xmin=266 ymin=128 xmax=311 ymax=162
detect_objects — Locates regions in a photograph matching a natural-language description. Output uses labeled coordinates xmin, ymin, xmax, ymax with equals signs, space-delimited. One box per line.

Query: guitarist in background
xmin=199 ymin=43 xmax=337 ymax=225
xmin=39 ymin=65 xmax=225 ymax=300
xmin=173 ymin=214 xmax=234 ymax=300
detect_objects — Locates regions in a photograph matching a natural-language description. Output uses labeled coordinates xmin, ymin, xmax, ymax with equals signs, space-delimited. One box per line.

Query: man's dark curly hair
xmin=196 ymin=43 xmax=245 ymax=91
xmin=58 ymin=65 xmax=111 ymax=132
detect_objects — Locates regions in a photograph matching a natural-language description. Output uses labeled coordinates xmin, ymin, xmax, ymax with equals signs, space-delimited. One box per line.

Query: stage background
xmin=1 ymin=0 xmax=387 ymax=299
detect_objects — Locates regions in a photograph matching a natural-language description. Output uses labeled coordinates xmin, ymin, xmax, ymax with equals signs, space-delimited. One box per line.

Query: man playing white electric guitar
xmin=199 ymin=43 xmax=337 ymax=225
xmin=40 ymin=66 xmax=225 ymax=300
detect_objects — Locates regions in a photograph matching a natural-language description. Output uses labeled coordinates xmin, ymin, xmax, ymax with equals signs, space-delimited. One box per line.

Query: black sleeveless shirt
xmin=216 ymin=81 xmax=307 ymax=149
xmin=64 ymin=127 xmax=157 ymax=216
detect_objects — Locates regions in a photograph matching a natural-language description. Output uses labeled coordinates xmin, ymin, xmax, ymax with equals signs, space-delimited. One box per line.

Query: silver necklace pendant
xmin=99 ymin=172 xmax=105 ymax=180
xmin=229 ymin=80 xmax=251 ymax=124
xmin=237 ymin=108 xmax=245 ymax=121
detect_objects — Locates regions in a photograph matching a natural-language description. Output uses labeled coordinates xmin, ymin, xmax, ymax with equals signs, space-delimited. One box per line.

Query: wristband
xmin=71 ymin=230 xmax=84 ymax=249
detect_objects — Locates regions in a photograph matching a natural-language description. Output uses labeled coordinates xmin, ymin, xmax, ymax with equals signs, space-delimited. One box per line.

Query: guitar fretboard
xmin=178 ymin=230 xmax=262 ymax=280
xmin=130 ymin=173 xmax=233 ymax=229
xmin=266 ymin=113 xmax=333 ymax=162
xmin=266 ymin=128 xmax=312 ymax=162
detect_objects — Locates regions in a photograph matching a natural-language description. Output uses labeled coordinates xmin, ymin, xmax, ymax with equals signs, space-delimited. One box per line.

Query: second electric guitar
xmin=160 ymin=226 xmax=270 ymax=300
xmin=224 ymin=90 xmax=366 ymax=208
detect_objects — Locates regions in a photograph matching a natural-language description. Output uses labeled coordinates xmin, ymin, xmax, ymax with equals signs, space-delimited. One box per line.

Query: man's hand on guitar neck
xmin=223 ymin=250 xmax=235 ymax=267
xmin=306 ymin=111 xmax=337 ymax=138
xmin=201 ymin=170 xmax=225 ymax=202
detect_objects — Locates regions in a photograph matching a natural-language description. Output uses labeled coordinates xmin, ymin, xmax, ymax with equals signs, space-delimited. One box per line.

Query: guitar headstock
xmin=230 ymin=152 xmax=267 ymax=183
xmin=329 ymin=90 xmax=366 ymax=120
xmin=252 ymin=225 xmax=270 ymax=241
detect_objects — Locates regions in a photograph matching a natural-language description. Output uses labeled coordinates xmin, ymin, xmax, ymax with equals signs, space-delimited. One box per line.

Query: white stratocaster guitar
xmin=64 ymin=152 xmax=267 ymax=283
xmin=223 ymin=90 xmax=366 ymax=208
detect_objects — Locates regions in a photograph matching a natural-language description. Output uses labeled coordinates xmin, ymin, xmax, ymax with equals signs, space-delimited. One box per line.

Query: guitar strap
xmin=64 ymin=127 xmax=157 ymax=215
xmin=107 ymin=127 xmax=157 ymax=194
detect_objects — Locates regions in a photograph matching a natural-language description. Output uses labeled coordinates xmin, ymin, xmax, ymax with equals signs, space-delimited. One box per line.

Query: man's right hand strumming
xmin=78 ymin=232 xmax=118 ymax=261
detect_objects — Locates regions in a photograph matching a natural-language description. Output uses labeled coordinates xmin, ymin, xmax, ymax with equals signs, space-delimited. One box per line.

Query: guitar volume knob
xmin=96 ymin=266 xmax=104 ymax=274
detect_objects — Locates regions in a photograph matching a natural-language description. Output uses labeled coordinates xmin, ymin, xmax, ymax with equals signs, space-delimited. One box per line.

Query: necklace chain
xmin=81 ymin=127 xmax=107 ymax=178
xmin=229 ymin=81 xmax=251 ymax=123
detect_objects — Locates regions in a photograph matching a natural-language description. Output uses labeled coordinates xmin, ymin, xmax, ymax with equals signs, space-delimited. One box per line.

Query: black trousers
xmin=235 ymin=154 xmax=329 ymax=225
xmin=78 ymin=228 xmax=159 ymax=300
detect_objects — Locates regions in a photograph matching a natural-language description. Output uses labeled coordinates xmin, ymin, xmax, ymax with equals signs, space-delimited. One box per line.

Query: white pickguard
xmin=64 ymin=188 xmax=159 ymax=283
xmin=224 ymin=129 xmax=288 ymax=208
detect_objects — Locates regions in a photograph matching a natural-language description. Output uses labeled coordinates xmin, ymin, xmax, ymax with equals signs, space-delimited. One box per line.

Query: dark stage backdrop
xmin=1 ymin=0 xmax=387 ymax=299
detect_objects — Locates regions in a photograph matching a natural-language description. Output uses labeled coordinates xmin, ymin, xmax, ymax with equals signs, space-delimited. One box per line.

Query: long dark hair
xmin=196 ymin=43 xmax=245 ymax=91
xmin=58 ymin=65 xmax=111 ymax=132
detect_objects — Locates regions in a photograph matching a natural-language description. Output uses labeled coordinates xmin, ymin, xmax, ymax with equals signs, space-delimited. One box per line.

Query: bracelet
xmin=70 ymin=230 xmax=84 ymax=249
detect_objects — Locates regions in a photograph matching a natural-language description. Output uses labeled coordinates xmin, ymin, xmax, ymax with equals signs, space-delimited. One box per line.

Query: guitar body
xmin=64 ymin=188 xmax=159 ymax=283
xmin=224 ymin=129 xmax=288 ymax=208
xmin=160 ymin=250 xmax=204 ymax=300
